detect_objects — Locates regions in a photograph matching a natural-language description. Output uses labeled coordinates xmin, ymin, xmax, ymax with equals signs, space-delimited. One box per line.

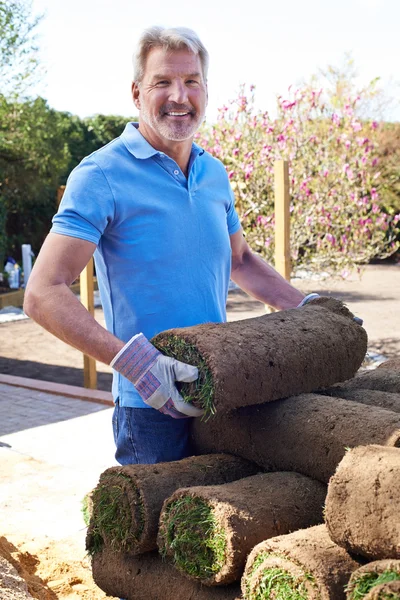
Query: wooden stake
xmin=274 ymin=160 xmax=291 ymax=281
xmin=80 ymin=257 xmax=97 ymax=389
xmin=57 ymin=185 xmax=97 ymax=389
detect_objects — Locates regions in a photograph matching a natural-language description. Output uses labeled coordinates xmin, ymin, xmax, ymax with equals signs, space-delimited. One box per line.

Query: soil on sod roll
xmin=328 ymin=369 xmax=400 ymax=395
xmin=192 ymin=394 xmax=400 ymax=483
xmin=151 ymin=297 xmax=367 ymax=417
xmin=86 ymin=454 xmax=259 ymax=556
xmin=242 ymin=524 xmax=360 ymax=600
xmin=319 ymin=388 xmax=400 ymax=413
xmin=325 ymin=445 xmax=400 ymax=560
xmin=346 ymin=560 xmax=400 ymax=600
xmin=157 ymin=471 xmax=326 ymax=586
xmin=364 ymin=581 xmax=400 ymax=599
xmin=91 ymin=548 xmax=241 ymax=600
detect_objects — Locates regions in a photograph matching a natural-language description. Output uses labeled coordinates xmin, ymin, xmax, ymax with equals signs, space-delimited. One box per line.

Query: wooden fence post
xmin=80 ymin=258 xmax=97 ymax=389
xmin=57 ymin=185 xmax=97 ymax=389
xmin=274 ymin=160 xmax=291 ymax=281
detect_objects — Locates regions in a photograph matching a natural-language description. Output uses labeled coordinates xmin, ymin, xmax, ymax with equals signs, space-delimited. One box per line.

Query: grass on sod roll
xmin=87 ymin=473 xmax=145 ymax=556
xmin=348 ymin=572 xmax=400 ymax=600
xmin=245 ymin=552 xmax=316 ymax=600
xmin=153 ymin=335 xmax=215 ymax=417
xmin=160 ymin=496 xmax=226 ymax=579
xmin=81 ymin=493 xmax=92 ymax=527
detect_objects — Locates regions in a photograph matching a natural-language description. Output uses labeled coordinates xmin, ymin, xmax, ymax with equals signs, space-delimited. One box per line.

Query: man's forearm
xmin=231 ymin=251 xmax=304 ymax=310
xmin=24 ymin=283 xmax=124 ymax=365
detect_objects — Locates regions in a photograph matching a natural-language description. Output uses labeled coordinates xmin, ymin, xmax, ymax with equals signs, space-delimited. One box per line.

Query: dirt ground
xmin=0 ymin=263 xmax=399 ymax=599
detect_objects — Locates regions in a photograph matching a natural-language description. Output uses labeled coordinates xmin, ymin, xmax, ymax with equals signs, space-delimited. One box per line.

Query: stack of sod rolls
xmin=157 ymin=472 xmax=327 ymax=585
xmin=86 ymin=454 xmax=259 ymax=557
xmin=241 ymin=524 xmax=361 ymax=599
xmin=192 ymin=394 xmax=400 ymax=483
xmin=325 ymin=445 xmax=400 ymax=560
xmin=151 ymin=297 xmax=367 ymax=418
xmin=346 ymin=561 xmax=400 ymax=600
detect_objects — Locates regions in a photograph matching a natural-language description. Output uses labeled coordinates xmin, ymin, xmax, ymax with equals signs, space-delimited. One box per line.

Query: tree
xmin=0 ymin=0 xmax=42 ymax=97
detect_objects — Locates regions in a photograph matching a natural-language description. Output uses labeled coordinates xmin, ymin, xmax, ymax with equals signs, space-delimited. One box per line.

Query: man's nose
xmin=169 ymin=80 xmax=189 ymax=104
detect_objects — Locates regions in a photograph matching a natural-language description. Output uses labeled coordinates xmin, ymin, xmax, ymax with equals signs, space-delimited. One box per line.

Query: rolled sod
xmin=319 ymin=387 xmax=400 ymax=413
xmin=152 ymin=297 xmax=367 ymax=417
xmin=325 ymin=445 xmax=400 ymax=560
xmin=364 ymin=581 xmax=400 ymax=599
xmin=346 ymin=560 xmax=400 ymax=600
xmin=192 ymin=394 xmax=400 ymax=483
xmin=242 ymin=524 xmax=360 ymax=600
xmin=326 ymin=369 xmax=400 ymax=395
xmin=91 ymin=548 xmax=241 ymax=600
xmin=86 ymin=453 xmax=259 ymax=556
xmin=378 ymin=358 xmax=400 ymax=371
xmin=158 ymin=471 xmax=326 ymax=586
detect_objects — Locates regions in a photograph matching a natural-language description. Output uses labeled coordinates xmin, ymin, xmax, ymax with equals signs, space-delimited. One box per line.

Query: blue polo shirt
xmin=52 ymin=122 xmax=241 ymax=407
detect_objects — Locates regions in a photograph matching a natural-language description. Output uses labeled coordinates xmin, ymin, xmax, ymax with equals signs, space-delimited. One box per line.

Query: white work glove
xmin=298 ymin=293 xmax=363 ymax=325
xmin=110 ymin=333 xmax=203 ymax=419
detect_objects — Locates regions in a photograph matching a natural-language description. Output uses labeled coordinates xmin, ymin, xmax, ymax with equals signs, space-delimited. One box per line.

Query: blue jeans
xmin=112 ymin=400 xmax=194 ymax=465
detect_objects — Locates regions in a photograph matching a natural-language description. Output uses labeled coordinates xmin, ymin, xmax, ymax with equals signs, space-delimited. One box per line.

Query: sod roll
xmin=192 ymin=394 xmax=400 ymax=483
xmin=378 ymin=358 xmax=400 ymax=371
xmin=325 ymin=445 xmax=400 ymax=560
xmin=327 ymin=369 xmax=400 ymax=395
xmin=152 ymin=297 xmax=367 ymax=417
xmin=91 ymin=549 xmax=241 ymax=600
xmin=319 ymin=388 xmax=400 ymax=413
xmin=242 ymin=524 xmax=360 ymax=600
xmin=158 ymin=471 xmax=326 ymax=586
xmin=86 ymin=453 xmax=259 ymax=556
xmin=346 ymin=560 xmax=400 ymax=600
xmin=364 ymin=581 xmax=400 ymax=599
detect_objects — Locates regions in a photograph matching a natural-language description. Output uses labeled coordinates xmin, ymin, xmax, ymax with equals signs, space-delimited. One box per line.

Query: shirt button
xmin=173 ymin=169 xmax=179 ymax=175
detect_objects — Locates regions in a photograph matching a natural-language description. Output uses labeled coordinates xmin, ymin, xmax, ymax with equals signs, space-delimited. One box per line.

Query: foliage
xmin=376 ymin=122 xmax=400 ymax=215
xmin=0 ymin=95 xmax=70 ymax=262
xmin=0 ymin=0 xmax=42 ymax=97
xmin=196 ymin=78 xmax=400 ymax=276
xmin=58 ymin=113 xmax=134 ymax=185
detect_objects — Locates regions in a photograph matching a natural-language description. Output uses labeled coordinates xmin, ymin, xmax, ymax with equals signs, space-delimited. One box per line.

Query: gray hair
xmin=133 ymin=26 xmax=209 ymax=83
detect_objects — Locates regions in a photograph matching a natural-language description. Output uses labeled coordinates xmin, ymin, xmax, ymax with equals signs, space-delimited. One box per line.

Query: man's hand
xmin=110 ymin=333 xmax=203 ymax=418
xmin=298 ymin=293 xmax=363 ymax=325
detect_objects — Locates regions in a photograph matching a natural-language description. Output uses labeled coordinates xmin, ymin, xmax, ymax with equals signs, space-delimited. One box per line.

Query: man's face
xmin=133 ymin=47 xmax=207 ymax=143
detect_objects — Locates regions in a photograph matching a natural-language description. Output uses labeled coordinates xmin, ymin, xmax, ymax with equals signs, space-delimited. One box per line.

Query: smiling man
xmin=24 ymin=26 xmax=305 ymax=467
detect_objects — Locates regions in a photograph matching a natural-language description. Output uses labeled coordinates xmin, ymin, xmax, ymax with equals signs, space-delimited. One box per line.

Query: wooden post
xmin=57 ymin=185 xmax=97 ymax=389
xmin=80 ymin=257 xmax=97 ymax=389
xmin=274 ymin=160 xmax=291 ymax=281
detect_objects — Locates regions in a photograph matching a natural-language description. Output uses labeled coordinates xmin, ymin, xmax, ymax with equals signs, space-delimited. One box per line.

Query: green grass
xmin=160 ymin=495 xmax=226 ymax=580
xmin=244 ymin=552 xmax=316 ymax=600
xmin=348 ymin=571 xmax=400 ymax=600
xmin=86 ymin=473 xmax=144 ymax=556
xmin=81 ymin=492 xmax=93 ymax=527
xmin=152 ymin=334 xmax=216 ymax=417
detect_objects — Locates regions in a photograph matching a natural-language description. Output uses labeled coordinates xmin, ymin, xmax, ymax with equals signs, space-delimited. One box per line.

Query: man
xmin=24 ymin=26 xmax=307 ymax=466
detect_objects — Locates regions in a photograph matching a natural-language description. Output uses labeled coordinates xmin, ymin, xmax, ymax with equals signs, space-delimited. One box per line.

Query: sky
xmin=31 ymin=0 xmax=400 ymax=122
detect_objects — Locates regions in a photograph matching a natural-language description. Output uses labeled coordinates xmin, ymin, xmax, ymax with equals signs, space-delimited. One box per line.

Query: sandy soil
xmin=0 ymin=263 xmax=399 ymax=598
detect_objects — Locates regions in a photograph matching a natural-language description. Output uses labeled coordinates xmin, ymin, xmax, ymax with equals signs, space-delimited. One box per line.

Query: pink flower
xmin=371 ymin=188 xmax=378 ymax=200
xmin=228 ymin=170 xmax=236 ymax=179
xmin=323 ymin=169 xmax=329 ymax=177
xmin=277 ymin=133 xmax=286 ymax=142
xmin=371 ymin=121 xmax=378 ymax=130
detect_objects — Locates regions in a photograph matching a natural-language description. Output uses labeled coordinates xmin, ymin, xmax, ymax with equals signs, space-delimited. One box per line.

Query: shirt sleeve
xmin=51 ymin=158 xmax=115 ymax=245
xmin=226 ymin=185 xmax=241 ymax=235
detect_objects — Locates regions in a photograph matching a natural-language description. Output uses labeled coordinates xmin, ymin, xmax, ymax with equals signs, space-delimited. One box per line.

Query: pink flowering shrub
xmin=196 ymin=85 xmax=399 ymax=275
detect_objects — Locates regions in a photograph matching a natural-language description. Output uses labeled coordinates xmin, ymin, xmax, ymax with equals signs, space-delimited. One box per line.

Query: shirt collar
xmin=121 ymin=121 xmax=204 ymax=160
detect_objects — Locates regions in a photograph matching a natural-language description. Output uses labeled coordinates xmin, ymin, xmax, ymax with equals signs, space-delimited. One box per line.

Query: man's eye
xmin=187 ymin=80 xmax=199 ymax=85
xmin=155 ymin=80 xmax=169 ymax=86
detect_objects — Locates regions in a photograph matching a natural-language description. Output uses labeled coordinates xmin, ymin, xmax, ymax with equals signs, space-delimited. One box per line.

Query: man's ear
xmin=132 ymin=81 xmax=141 ymax=110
